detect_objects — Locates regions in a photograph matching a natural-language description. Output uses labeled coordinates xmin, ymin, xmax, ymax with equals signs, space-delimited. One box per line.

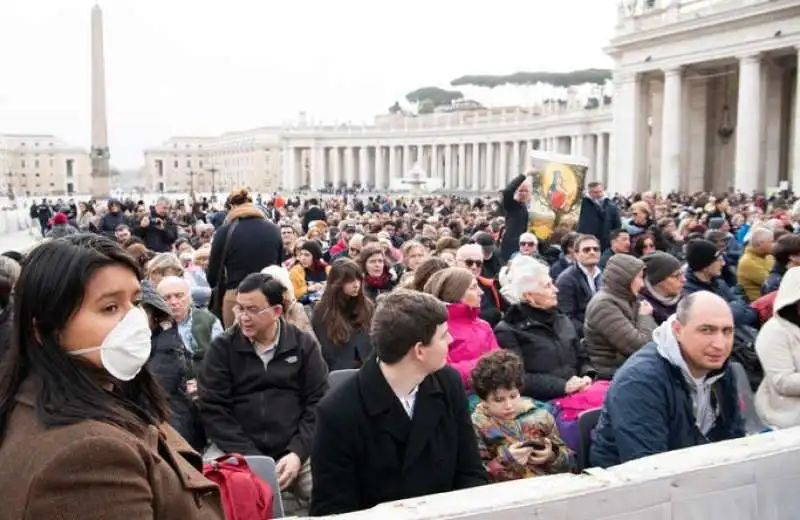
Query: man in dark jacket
xmin=198 ymin=273 xmax=328 ymax=500
xmin=499 ymin=172 xmax=533 ymax=262
xmin=556 ymin=235 xmax=603 ymax=337
xmin=576 ymin=182 xmax=621 ymax=252
xmin=310 ymin=289 xmax=487 ymax=516
xmin=590 ymin=292 xmax=745 ymax=468
xmin=302 ymin=198 xmax=326 ymax=233
xmin=133 ymin=197 xmax=178 ymax=252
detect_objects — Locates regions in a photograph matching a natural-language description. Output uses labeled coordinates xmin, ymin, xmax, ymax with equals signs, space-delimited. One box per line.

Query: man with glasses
xmin=198 ymin=272 xmax=328 ymax=504
xmin=555 ymin=234 xmax=603 ymax=337
xmin=456 ymin=244 xmax=507 ymax=327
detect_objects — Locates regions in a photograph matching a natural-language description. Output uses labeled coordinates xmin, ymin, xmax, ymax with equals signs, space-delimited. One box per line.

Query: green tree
xmin=450 ymin=69 xmax=612 ymax=88
xmin=405 ymin=86 xmax=464 ymax=107
xmin=418 ymin=98 xmax=436 ymax=114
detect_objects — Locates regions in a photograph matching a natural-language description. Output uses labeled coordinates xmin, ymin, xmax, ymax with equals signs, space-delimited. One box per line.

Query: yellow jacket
xmin=737 ymin=246 xmax=774 ymax=302
xmin=289 ymin=263 xmax=331 ymax=301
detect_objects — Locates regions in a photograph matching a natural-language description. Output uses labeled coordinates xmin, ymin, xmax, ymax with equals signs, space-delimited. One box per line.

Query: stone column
xmin=570 ymin=135 xmax=579 ymax=155
xmin=402 ymin=145 xmax=411 ymax=175
xmin=485 ymin=141 xmax=495 ymax=191
xmin=471 ymin=143 xmax=481 ymax=191
xmin=343 ymin=147 xmax=354 ymax=187
xmin=388 ymin=145 xmax=397 ymax=188
xmin=332 ymin=147 xmax=342 ymax=188
xmin=734 ymin=54 xmax=763 ymax=194
xmin=444 ymin=144 xmax=453 ymax=189
xmin=597 ymin=133 xmax=607 ymax=186
xmin=281 ymin=146 xmax=295 ymax=191
xmin=610 ymin=71 xmax=644 ymax=194
xmin=661 ymin=67 xmax=683 ymax=194
xmin=90 ymin=5 xmax=111 ymax=198
xmin=430 ymin=144 xmax=439 ymax=179
xmin=792 ymin=48 xmax=800 ymax=190
xmin=375 ymin=146 xmax=386 ymax=190
xmin=511 ymin=140 xmax=521 ymax=178
xmin=358 ymin=146 xmax=368 ymax=188
xmin=457 ymin=143 xmax=466 ymax=190
xmin=499 ymin=141 xmax=508 ymax=185
xmin=581 ymin=135 xmax=597 ymax=181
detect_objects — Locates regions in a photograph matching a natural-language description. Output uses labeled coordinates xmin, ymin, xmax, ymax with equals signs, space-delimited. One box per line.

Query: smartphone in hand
xmin=520 ymin=439 xmax=547 ymax=451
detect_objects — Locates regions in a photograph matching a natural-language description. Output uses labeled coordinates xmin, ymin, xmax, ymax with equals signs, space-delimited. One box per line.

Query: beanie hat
xmin=642 ymin=251 xmax=681 ymax=285
xmin=686 ymin=239 xmax=721 ymax=272
xmin=300 ymin=240 xmax=323 ymax=262
xmin=52 ymin=212 xmax=68 ymax=226
xmin=423 ymin=267 xmax=474 ymax=304
xmin=708 ymin=217 xmax=725 ymax=230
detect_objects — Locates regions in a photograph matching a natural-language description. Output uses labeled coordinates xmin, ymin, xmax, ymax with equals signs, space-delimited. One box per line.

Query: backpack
xmin=203 ymin=454 xmax=274 ymax=520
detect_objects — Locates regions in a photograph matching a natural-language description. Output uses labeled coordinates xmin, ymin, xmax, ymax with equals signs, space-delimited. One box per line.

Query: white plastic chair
xmin=244 ymin=455 xmax=285 ymax=518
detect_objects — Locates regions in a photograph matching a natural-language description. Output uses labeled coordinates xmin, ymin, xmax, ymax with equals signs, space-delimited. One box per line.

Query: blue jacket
xmin=576 ymin=196 xmax=621 ymax=252
xmin=590 ymin=342 xmax=745 ymax=468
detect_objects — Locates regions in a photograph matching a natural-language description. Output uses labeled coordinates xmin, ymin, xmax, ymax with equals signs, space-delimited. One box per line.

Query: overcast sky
xmin=0 ymin=0 xmax=616 ymax=168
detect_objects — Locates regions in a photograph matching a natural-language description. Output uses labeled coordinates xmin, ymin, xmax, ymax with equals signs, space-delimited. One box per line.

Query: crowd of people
xmin=0 ymin=173 xmax=796 ymax=518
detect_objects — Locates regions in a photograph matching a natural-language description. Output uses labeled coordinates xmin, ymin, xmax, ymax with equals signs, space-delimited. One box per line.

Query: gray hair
xmin=750 ymin=226 xmax=773 ymax=246
xmin=499 ymin=255 xmax=551 ymax=304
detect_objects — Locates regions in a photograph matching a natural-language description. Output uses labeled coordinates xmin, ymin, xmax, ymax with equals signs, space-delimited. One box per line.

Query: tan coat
xmin=0 ymin=377 xmax=225 ymax=520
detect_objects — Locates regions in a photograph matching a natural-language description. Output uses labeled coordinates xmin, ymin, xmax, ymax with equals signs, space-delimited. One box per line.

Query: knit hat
xmin=423 ymin=267 xmax=474 ymax=304
xmin=300 ymin=240 xmax=323 ymax=262
xmin=642 ymin=251 xmax=681 ymax=285
xmin=686 ymin=239 xmax=721 ymax=272
xmin=52 ymin=212 xmax=68 ymax=226
xmin=139 ymin=279 xmax=171 ymax=317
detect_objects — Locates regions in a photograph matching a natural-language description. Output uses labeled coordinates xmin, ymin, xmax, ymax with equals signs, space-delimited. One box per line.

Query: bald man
xmin=157 ymin=276 xmax=223 ymax=378
xmin=590 ymin=291 xmax=745 ymax=468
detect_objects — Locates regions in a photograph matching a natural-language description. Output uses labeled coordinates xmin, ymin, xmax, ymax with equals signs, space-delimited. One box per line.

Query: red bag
xmin=203 ymin=454 xmax=274 ymax=520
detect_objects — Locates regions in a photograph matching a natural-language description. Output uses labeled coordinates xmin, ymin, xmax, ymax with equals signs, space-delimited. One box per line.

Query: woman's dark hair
xmin=316 ymin=258 xmax=373 ymax=345
xmin=0 ymin=234 xmax=170 ymax=441
xmin=632 ymin=233 xmax=655 ymax=257
xmin=471 ymin=350 xmax=525 ymax=400
xmin=410 ymin=257 xmax=448 ymax=291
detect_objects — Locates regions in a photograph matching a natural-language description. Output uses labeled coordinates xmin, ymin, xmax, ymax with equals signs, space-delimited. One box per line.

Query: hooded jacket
xmin=589 ymin=318 xmax=744 ymax=468
xmin=754 ymin=266 xmax=800 ymax=429
xmin=584 ymin=254 xmax=657 ymax=380
xmin=445 ymin=303 xmax=499 ymax=389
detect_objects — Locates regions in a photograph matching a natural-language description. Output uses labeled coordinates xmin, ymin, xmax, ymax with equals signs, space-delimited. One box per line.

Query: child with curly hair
xmin=471 ymin=350 xmax=574 ymax=482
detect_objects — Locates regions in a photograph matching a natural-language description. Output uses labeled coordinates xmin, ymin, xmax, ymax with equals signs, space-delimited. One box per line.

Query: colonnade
xmin=282 ymin=132 xmax=611 ymax=192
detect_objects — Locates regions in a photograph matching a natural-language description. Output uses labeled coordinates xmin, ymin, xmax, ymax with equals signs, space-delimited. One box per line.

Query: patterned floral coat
xmin=471 ymin=397 xmax=574 ymax=482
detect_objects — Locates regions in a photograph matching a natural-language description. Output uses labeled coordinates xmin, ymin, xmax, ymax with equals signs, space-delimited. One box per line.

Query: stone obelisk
xmin=90 ymin=5 xmax=111 ymax=199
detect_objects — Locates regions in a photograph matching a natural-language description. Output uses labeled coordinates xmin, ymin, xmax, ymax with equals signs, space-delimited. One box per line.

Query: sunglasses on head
xmin=464 ymin=259 xmax=484 ymax=268
xmin=581 ymin=246 xmax=600 ymax=253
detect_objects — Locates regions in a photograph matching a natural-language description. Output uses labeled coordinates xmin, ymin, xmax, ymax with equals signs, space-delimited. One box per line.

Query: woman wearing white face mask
xmin=0 ymin=235 xmax=225 ymax=520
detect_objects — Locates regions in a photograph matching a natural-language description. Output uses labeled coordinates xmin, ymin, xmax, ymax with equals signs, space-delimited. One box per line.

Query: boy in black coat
xmin=310 ymin=289 xmax=488 ymax=516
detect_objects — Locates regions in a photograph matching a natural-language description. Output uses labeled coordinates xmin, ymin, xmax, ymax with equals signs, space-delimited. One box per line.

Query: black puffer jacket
xmin=495 ymin=304 xmax=595 ymax=401
xmin=146 ymin=325 xmax=205 ymax=451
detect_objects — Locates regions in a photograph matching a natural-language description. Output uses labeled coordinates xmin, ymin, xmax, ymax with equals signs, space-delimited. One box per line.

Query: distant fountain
xmin=400 ymin=162 xmax=428 ymax=194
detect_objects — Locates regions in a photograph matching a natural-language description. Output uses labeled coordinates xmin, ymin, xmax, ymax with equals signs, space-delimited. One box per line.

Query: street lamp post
xmin=207 ymin=165 xmax=218 ymax=202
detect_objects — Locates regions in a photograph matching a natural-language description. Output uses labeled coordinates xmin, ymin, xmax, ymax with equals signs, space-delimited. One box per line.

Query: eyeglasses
xmin=232 ymin=305 xmax=273 ymax=318
xmin=520 ymin=242 xmax=536 ymax=247
xmin=463 ymin=259 xmax=484 ymax=268
xmin=581 ymin=246 xmax=600 ymax=253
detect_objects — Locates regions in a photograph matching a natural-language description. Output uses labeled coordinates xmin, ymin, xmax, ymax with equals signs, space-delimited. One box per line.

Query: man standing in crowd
xmin=577 ymin=182 xmax=621 ymax=252
xmin=198 ymin=273 xmax=328 ymax=502
xmin=737 ymin=227 xmax=774 ymax=302
xmin=556 ymin=234 xmax=602 ymax=337
xmin=134 ymin=196 xmax=178 ymax=252
xmin=499 ymin=170 xmax=533 ymax=262
xmin=310 ymin=289 xmax=487 ymax=516
xmin=598 ymin=228 xmax=630 ymax=269
xmin=590 ymin=292 xmax=744 ymax=468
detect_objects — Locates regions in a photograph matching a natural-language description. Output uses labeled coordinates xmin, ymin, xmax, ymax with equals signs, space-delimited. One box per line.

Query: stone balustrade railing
xmin=615 ymin=0 xmax=772 ymax=34
xmin=281 ymin=105 xmax=612 ymax=137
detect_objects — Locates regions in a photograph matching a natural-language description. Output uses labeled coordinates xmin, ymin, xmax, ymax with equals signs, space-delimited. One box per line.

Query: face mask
xmin=69 ymin=306 xmax=152 ymax=381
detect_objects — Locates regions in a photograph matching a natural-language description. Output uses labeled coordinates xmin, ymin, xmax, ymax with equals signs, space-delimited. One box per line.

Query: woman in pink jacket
xmin=424 ymin=267 xmax=499 ymax=388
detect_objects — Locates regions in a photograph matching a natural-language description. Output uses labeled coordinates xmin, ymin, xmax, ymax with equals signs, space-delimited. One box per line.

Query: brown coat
xmin=0 ymin=377 xmax=225 ymax=520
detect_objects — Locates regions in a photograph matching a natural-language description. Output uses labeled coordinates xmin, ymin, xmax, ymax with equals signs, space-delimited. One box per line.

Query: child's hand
xmin=508 ymin=442 xmax=533 ymax=465
xmin=528 ymin=439 xmax=555 ymax=466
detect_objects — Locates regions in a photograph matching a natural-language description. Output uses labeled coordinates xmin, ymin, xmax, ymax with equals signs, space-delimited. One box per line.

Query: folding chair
xmin=327 ymin=368 xmax=359 ymax=391
xmin=730 ymin=361 xmax=768 ymax=434
xmin=244 ymin=455 xmax=285 ymax=518
xmin=576 ymin=408 xmax=602 ymax=471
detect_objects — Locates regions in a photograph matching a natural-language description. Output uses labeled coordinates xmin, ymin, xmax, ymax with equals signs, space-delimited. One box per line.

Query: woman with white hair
xmin=261 ymin=264 xmax=313 ymax=335
xmin=495 ymin=256 xmax=598 ymax=402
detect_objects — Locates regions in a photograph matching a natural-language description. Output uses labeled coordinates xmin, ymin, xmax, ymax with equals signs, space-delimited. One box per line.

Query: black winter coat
xmin=495 ymin=304 xmax=595 ymax=401
xmin=309 ymin=358 xmax=487 ymax=516
xmin=311 ymin=309 xmax=372 ymax=371
xmin=576 ymin=197 xmax=621 ymax=252
xmin=555 ymin=264 xmax=602 ymax=338
xmin=197 ymin=320 xmax=328 ymax=462
xmin=499 ymin=175 xmax=530 ymax=262
xmin=145 ymin=326 xmax=204 ymax=451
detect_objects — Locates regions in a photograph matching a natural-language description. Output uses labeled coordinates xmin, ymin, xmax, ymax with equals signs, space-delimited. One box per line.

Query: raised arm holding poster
xmin=527 ymin=150 xmax=589 ymax=240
